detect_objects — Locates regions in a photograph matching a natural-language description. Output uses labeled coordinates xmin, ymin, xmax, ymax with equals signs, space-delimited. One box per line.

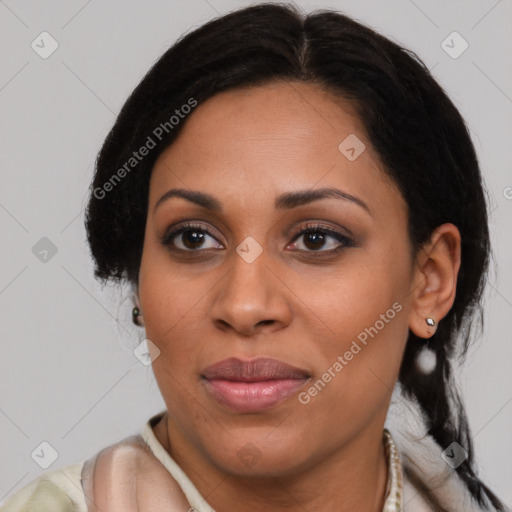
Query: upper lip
xmin=201 ymin=357 xmax=310 ymax=382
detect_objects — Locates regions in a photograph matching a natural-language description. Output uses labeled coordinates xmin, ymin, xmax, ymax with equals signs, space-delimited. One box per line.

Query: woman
xmin=1 ymin=3 xmax=508 ymax=511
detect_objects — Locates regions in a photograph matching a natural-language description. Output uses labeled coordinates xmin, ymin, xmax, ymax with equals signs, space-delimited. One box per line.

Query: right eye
xmin=161 ymin=222 xmax=224 ymax=251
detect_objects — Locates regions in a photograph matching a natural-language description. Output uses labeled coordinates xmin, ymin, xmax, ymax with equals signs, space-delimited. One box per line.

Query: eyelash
xmin=161 ymin=221 xmax=354 ymax=256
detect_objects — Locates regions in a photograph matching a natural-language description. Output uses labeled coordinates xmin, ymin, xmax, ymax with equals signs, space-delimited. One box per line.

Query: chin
xmin=203 ymin=432 xmax=312 ymax=478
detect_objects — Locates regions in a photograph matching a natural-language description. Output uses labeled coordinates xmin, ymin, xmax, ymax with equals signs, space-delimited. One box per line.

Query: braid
xmin=399 ymin=322 xmax=506 ymax=510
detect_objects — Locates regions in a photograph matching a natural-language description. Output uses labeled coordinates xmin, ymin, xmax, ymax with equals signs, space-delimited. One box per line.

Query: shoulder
xmin=0 ymin=432 xmax=191 ymax=512
xmin=0 ymin=412 xmax=201 ymax=512
xmin=0 ymin=462 xmax=87 ymax=512
xmin=80 ymin=432 xmax=193 ymax=510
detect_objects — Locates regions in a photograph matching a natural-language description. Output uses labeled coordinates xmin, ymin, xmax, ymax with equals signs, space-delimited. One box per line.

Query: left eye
xmin=289 ymin=225 xmax=353 ymax=252
xmin=162 ymin=223 xmax=353 ymax=253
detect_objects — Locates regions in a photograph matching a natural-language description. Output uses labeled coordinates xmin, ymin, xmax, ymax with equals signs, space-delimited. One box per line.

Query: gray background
xmin=1 ymin=0 xmax=511 ymax=506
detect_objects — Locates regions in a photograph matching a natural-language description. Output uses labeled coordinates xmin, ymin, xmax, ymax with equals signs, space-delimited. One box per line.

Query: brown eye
xmin=289 ymin=224 xmax=354 ymax=253
xmin=162 ymin=223 xmax=223 ymax=251
xmin=161 ymin=222 xmax=354 ymax=256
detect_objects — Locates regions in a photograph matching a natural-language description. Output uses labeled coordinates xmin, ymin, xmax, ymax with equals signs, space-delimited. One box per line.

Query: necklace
xmin=382 ymin=428 xmax=404 ymax=511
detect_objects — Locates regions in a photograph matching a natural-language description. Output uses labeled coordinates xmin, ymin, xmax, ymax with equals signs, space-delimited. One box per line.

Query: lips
xmin=201 ymin=357 xmax=310 ymax=412
xmin=202 ymin=357 xmax=310 ymax=381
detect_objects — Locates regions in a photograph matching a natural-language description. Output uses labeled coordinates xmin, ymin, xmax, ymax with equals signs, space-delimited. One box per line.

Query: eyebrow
xmin=153 ymin=187 xmax=371 ymax=215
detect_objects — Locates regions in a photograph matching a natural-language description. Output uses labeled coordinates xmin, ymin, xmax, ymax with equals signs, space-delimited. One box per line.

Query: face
xmin=138 ymin=80 xmax=416 ymax=476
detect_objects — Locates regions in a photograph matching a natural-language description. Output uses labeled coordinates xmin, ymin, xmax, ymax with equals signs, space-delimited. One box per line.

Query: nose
xmin=210 ymin=248 xmax=292 ymax=338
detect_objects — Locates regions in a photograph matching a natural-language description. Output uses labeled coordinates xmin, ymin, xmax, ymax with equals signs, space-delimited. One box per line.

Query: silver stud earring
xmin=425 ymin=317 xmax=436 ymax=335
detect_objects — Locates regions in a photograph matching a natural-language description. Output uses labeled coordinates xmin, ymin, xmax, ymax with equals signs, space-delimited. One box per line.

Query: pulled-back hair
xmin=84 ymin=3 xmax=504 ymax=509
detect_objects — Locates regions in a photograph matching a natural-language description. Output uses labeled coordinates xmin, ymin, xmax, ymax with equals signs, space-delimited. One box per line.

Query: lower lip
xmin=203 ymin=378 xmax=308 ymax=412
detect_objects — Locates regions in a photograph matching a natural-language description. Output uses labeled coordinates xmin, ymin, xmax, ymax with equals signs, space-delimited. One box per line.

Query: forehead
xmin=149 ymin=81 xmax=401 ymax=216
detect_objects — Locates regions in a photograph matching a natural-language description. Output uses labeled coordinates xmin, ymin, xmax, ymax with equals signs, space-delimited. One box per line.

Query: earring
xmin=415 ymin=345 xmax=437 ymax=374
xmin=416 ymin=317 xmax=437 ymax=374
xmin=132 ymin=306 xmax=143 ymax=326
xmin=425 ymin=317 xmax=436 ymax=336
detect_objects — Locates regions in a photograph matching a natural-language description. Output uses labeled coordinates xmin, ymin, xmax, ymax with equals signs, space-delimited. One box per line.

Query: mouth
xmin=201 ymin=357 xmax=311 ymax=413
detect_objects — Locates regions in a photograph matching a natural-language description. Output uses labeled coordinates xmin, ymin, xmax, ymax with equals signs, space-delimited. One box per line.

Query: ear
xmin=408 ymin=223 xmax=461 ymax=339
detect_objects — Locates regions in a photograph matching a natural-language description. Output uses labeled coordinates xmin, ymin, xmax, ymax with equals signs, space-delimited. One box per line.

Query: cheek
xmin=139 ymin=278 xmax=203 ymax=356
xmin=139 ymin=268 xmax=207 ymax=416
xmin=138 ymin=248 xmax=219 ymax=379
xmin=294 ymin=252 xmax=410 ymax=408
xmin=297 ymin=249 xmax=408 ymax=341
xmin=295 ymin=309 xmax=408 ymax=440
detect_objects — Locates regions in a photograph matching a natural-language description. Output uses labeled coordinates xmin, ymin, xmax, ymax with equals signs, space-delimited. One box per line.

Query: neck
xmin=154 ymin=413 xmax=389 ymax=512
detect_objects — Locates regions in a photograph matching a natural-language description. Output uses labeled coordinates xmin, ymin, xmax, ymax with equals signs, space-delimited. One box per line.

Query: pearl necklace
xmin=382 ymin=429 xmax=404 ymax=511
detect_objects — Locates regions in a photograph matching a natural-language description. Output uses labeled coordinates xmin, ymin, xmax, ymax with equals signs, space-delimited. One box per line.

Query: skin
xmin=136 ymin=80 xmax=461 ymax=511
